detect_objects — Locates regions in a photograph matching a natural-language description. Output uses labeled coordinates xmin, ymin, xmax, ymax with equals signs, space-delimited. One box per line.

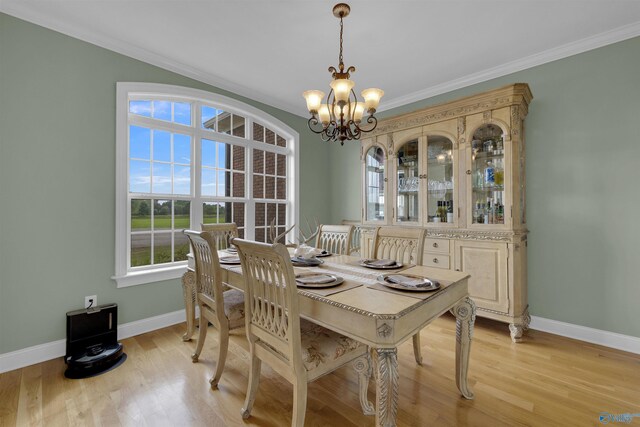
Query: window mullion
xmin=193 ymin=101 xmax=203 ymax=230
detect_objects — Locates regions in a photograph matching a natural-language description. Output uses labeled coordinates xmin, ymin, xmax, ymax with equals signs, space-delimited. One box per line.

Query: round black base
xmin=64 ymin=352 xmax=127 ymax=379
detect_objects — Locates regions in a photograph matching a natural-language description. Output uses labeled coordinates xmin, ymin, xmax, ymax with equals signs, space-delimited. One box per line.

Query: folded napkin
xmin=366 ymin=259 xmax=397 ymax=267
xmin=296 ymin=274 xmax=335 ymax=284
xmin=385 ymin=274 xmax=428 ymax=288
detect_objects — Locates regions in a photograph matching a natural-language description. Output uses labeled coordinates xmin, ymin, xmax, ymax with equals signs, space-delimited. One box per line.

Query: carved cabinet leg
xmin=509 ymin=323 xmax=525 ymax=342
xmin=373 ymin=348 xmax=399 ymax=427
xmin=353 ymin=354 xmax=375 ymax=416
xmin=181 ymin=270 xmax=197 ymax=342
xmin=450 ymin=297 xmax=476 ymax=400
xmin=509 ymin=307 xmax=531 ymax=343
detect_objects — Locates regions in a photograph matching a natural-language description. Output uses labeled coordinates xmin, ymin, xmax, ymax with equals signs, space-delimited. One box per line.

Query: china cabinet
xmin=359 ymin=83 xmax=533 ymax=341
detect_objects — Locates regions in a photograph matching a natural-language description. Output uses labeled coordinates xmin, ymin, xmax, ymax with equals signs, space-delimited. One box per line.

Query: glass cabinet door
xmin=426 ymin=135 xmax=455 ymax=224
xmin=470 ymin=124 xmax=505 ymax=225
xmin=395 ymin=139 xmax=420 ymax=223
xmin=364 ymin=146 xmax=386 ymax=222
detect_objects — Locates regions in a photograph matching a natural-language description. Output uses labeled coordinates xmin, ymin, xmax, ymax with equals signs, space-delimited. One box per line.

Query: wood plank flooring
xmin=1 ymin=315 xmax=639 ymax=426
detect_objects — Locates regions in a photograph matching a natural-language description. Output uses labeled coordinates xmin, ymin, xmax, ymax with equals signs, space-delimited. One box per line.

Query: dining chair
xmin=200 ymin=222 xmax=239 ymax=249
xmin=372 ymin=226 xmax=427 ymax=365
xmin=184 ymin=230 xmax=245 ymax=388
xmin=231 ymin=238 xmax=374 ymax=426
xmin=182 ymin=223 xmax=240 ymax=342
xmin=315 ymin=224 xmax=353 ymax=255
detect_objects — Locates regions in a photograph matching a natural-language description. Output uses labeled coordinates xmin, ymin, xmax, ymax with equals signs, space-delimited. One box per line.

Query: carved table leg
xmin=373 ymin=348 xmax=399 ymax=427
xmin=450 ymin=297 xmax=476 ymax=400
xmin=353 ymin=354 xmax=375 ymax=416
xmin=181 ymin=270 xmax=197 ymax=341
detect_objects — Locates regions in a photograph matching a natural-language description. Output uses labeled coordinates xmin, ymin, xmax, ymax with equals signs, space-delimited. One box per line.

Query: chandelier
xmin=303 ymin=3 xmax=384 ymax=145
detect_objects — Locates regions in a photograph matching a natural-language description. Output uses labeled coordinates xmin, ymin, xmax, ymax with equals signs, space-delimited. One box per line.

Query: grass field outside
xmin=132 ymin=215 xmax=228 ymax=230
xmin=130 ymin=213 xmax=228 ymax=267
xmin=131 ymin=242 xmax=190 ymax=267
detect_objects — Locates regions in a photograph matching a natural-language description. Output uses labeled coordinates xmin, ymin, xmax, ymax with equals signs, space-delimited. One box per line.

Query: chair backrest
xmin=372 ymin=226 xmax=426 ymax=265
xmin=315 ymin=224 xmax=353 ymax=255
xmin=184 ymin=230 xmax=225 ymax=315
xmin=231 ymin=238 xmax=303 ymax=370
xmin=200 ymin=222 xmax=238 ymax=250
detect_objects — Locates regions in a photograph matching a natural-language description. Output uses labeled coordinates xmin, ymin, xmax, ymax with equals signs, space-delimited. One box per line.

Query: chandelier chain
xmin=339 ymin=16 xmax=344 ymax=69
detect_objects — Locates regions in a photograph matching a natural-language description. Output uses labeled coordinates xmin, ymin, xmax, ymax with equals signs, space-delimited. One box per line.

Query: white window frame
xmin=113 ymin=83 xmax=299 ymax=287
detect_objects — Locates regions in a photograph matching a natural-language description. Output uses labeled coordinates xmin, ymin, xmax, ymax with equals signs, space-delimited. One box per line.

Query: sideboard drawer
xmin=425 ymin=238 xmax=450 ymax=253
xmin=424 ymin=254 xmax=450 ymax=269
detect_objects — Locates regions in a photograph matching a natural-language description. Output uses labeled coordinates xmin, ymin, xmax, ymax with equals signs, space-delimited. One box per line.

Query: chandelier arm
xmin=307 ymin=116 xmax=329 ymax=135
xmin=358 ymin=115 xmax=378 ymax=133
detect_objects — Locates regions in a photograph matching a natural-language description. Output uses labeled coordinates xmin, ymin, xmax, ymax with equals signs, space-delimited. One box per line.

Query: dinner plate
xmin=315 ymin=250 xmax=332 ymax=258
xmin=377 ymin=274 xmax=440 ymax=292
xmin=295 ymin=273 xmax=344 ymax=288
xmin=358 ymin=259 xmax=403 ymax=270
xmin=291 ymin=257 xmax=324 ymax=267
xmin=219 ymin=256 xmax=241 ymax=265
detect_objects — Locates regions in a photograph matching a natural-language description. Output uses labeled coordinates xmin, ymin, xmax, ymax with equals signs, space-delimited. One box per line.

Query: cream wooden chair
xmin=231 ymin=238 xmax=374 ymax=426
xmin=184 ymin=230 xmax=245 ymax=388
xmin=200 ymin=222 xmax=238 ymax=249
xmin=372 ymin=226 xmax=427 ymax=365
xmin=314 ymin=224 xmax=353 ymax=255
xmin=182 ymin=223 xmax=239 ymax=341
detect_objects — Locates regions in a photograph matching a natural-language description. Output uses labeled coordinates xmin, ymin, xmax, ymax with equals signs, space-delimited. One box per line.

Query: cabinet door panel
xmin=455 ymin=241 xmax=509 ymax=314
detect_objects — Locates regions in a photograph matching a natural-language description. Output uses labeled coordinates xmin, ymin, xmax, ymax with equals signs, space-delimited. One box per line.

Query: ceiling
xmin=3 ymin=1 xmax=640 ymax=116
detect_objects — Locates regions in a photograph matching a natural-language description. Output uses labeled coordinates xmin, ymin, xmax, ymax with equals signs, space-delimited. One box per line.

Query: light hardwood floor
xmin=1 ymin=315 xmax=639 ymax=427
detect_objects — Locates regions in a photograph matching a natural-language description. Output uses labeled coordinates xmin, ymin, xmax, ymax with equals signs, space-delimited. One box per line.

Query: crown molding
xmin=3 ymin=4 xmax=640 ymax=117
xmin=379 ymin=20 xmax=640 ymax=112
xmin=0 ymin=3 xmax=304 ymax=116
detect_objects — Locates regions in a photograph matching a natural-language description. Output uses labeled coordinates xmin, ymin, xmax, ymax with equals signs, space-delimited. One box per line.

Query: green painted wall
xmin=0 ymin=13 xmax=331 ymax=354
xmin=328 ymin=36 xmax=640 ymax=338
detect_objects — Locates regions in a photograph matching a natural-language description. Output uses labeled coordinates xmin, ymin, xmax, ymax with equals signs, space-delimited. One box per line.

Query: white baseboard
xmin=530 ymin=316 xmax=640 ymax=355
xmin=0 ymin=309 xmax=187 ymax=374
xmin=2 ymin=311 xmax=638 ymax=374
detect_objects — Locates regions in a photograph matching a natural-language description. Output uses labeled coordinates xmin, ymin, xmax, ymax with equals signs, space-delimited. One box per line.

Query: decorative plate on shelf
xmin=377 ymin=274 xmax=440 ymax=292
xmin=295 ymin=273 xmax=343 ymax=288
xmin=358 ymin=259 xmax=403 ymax=270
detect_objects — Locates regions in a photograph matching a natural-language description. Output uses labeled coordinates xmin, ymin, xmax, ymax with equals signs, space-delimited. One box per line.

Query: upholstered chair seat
xmin=222 ymin=289 xmax=245 ymax=329
xmin=299 ymin=319 xmax=364 ymax=371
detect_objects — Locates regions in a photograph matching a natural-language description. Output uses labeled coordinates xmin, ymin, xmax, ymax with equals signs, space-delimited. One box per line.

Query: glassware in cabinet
xmin=426 ymin=135 xmax=455 ymax=225
xmin=395 ymin=139 xmax=419 ymax=223
xmin=471 ymin=124 xmax=505 ymax=225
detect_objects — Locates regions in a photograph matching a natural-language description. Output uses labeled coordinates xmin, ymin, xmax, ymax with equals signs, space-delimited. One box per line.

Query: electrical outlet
xmin=85 ymin=295 xmax=97 ymax=309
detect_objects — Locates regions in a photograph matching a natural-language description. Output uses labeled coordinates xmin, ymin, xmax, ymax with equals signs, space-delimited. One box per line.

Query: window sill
xmin=112 ymin=264 xmax=188 ymax=288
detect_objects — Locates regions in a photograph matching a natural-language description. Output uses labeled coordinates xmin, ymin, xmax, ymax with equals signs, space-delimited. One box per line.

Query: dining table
xmin=182 ymin=252 xmax=475 ymax=427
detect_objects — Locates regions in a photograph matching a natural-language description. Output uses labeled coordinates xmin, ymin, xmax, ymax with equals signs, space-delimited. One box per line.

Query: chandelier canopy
xmin=303 ymin=3 xmax=384 ymax=145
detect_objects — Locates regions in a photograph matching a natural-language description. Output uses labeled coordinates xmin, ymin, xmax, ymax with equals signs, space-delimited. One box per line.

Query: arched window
xmin=113 ymin=83 xmax=299 ymax=287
